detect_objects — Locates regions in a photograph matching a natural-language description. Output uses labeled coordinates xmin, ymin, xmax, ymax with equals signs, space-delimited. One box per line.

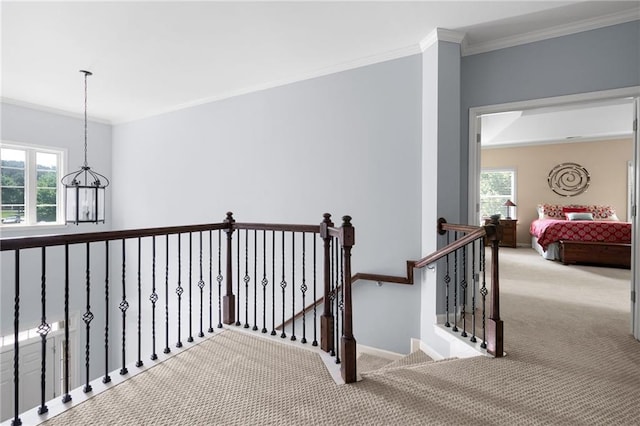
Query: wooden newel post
xmin=320 ymin=213 xmax=334 ymax=352
xmin=339 ymin=215 xmax=357 ymax=383
xmin=486 ymin=215 xmax=504 ymax=357
xmin=223 ymin=212 xmax=236 ymax=325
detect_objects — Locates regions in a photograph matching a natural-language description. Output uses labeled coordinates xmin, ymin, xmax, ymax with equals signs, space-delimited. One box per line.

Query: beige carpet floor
xmin=41 ymin=248 xmax=639 ymax=425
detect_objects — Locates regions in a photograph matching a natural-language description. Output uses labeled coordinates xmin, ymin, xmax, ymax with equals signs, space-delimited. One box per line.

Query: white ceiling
xmin=1 ymin=1 xmax=639 ymax=124
xmin=481 ymin=98 xmax=636 ymax=147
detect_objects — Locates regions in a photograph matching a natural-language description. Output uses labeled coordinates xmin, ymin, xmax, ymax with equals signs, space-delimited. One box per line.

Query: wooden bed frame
xmin=559 ymin=240 xmax=631 ymax=269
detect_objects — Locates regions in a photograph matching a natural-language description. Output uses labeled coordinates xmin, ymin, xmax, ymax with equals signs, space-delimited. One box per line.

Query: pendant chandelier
xmin=61 ymin=70 xmax=109 ymax=224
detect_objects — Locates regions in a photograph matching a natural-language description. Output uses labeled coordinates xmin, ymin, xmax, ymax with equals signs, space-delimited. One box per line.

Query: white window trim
xmin=1 ymin=140 xmax=68 ymax=229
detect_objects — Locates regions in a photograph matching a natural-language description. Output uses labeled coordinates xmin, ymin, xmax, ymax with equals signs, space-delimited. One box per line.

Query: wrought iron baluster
xmin=271 ymin=230 xmax=276 ymax=336
xmin=150 ymin=236 xmax=158 ymax=360
xmin=236 ymin=233 xmax=241 ymax=327
xmin=444 ymin=232 xmax=451 ymax=328
xmin=38 ymin=247 xmax=51 ymax=415
xmin=217 ymin=230 xmax=223 ymax=329
xmin=261 ymin=230 xmax=268 ymax=333
xmin=244 ymin=229 xmax=250 ymax=329
xmin=176 ymin=233 xmax=183 ymax=348
xmin=470 ymin=240 xmax=478 ymax=343
xmin=62 ymin=244 xmax=71 ymax=403
xmin=334 ymin=242 xmax=341 ymax=364
xmin=252 ymin=230 xmax=258 ymax=331
xmin=329 ymin=238 xmax=336 ymax=357
xmin=312 ymin=235 xmax=318 ymax=347
xmin=301 ymin=232 xmax=307 ymax=344
xmin=280 ymin=231 xmax=287 ymax=338
xmin=12 ymin=249 xmax=21 ymax=426
xmin=120 ymin=239 xmax=129 ymax=375
xmin=461 ymin=244 xmax=468 ymax=338
xmin=480 ymin=242 xmax=488 ymax=349
xmin=164 ymin=235 xmax=171 ymax=354
xmin=103 ymin=242 xmax=111 ymax=383
xmin=208 ymin=230 xmax=214 ymax=333
xmin=136 ymin=238 xmax=143 ymax=367
xmin=290 ymin=232 xmax=296 ymax=341
xmin=339 ymin=246 xmax=346 ymax=364
xmin=187 ymin=232 xmax=194 ymax=343
xmin=453 ymin=233 xmax=459 ymax=333
xmin=198 ymin=231 xmax=205 ymax=338
xmin=83 ymin=242 xmax=94 ymax=393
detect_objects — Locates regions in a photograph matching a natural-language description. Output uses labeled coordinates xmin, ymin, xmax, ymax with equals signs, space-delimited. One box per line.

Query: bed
xmin=530 ymin=203 xmax=631 ymax=268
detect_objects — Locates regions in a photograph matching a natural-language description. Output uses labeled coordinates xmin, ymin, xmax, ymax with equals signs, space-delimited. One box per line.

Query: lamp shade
xmin=503 ymin=199 xmax=516 ymax=219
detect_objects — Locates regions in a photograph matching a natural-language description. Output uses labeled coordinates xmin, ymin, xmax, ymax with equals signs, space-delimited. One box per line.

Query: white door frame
xmin=468 ymin=86 xmax=640 ymax=339
xmin=633 ymin=98 xmax=639 ymax=340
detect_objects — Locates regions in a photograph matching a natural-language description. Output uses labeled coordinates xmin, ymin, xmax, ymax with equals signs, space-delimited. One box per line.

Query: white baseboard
xmin=356 ymin=343 xmax=403 ymax=361
xmin=411 ymin=338 xmax=446 ymax=361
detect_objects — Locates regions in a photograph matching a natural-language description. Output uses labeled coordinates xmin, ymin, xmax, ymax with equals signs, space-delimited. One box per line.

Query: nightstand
xmin=484 ymin=218 xmax=517 ymax=248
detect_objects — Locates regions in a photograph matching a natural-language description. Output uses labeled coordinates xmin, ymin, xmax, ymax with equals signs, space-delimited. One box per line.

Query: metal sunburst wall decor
xmin=547 ymin=162 xmax=590 ymax=197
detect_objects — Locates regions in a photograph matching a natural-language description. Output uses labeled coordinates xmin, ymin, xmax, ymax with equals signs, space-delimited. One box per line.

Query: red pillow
xmin=562 ymin=207 xmax=587 ymax=213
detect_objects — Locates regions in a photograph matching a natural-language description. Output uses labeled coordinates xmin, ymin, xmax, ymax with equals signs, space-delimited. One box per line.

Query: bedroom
xmin=479 ymin=97 xmax=634 ymax=267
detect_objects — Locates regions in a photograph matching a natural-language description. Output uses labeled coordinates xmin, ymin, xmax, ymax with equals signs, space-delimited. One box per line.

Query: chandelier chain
xmin=82 ymin=70 xmax=90 ymax=168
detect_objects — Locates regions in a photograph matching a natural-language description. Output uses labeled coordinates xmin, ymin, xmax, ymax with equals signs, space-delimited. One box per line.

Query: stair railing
xmin=433 ymin=217 xmax=504 ymax=357
xmin=280 ymin=216 xmax=504 ymax=358
xmin=349 ymin=216 xmax=504 ymax=357
xmin=336 ymin=218 xmax=504 ymax=358
xmin=0 ymin=212 xmax=356 ymax=426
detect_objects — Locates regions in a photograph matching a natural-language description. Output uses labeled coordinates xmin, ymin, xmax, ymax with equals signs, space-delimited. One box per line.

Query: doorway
xmin=0 ymin=324 xmax=76 ymax=422
xmin=468 ymin=87 xmax=640 ymax=339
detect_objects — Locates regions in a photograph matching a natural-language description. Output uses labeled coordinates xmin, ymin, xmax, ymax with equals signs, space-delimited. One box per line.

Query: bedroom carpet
xmin=39 ymin=247 xmax=639 ymax=425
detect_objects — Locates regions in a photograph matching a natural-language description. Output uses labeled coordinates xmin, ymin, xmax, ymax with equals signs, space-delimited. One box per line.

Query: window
xmin=480 ymin=169 xmax=516 ymax=220
xmin=0 ymin=321 xmax=63 ymax=347
xmin=1 ymin=142 xmax=65 ymax=226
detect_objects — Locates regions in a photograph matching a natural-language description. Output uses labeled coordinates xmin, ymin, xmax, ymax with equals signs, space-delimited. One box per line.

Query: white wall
xmin=112 ymin=56 xmax=424 ymax=353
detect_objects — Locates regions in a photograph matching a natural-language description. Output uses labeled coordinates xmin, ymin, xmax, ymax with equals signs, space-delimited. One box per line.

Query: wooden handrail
xmin=234 ymin=222 xmax=320 ymax=233
xmin=0 ymin=221 xmax=325 ymax=252
xmin=0 ymin=222 xmax=231 ymax=251
xmin=349 ymin=221 xmax=488 ymax=285
xmin=415 ymin=228 xmax=486 ymax=268
xmin=352 ymin=260 xmax=416 ymax=285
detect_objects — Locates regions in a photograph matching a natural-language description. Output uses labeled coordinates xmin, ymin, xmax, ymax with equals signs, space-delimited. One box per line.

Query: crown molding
xmin=462 ymin=8 xmax=640 ymax=56
xmin=1 ymin=97 xmax=111 ymax=124
xmin=420 ymin=28 xmax=466 ymax=52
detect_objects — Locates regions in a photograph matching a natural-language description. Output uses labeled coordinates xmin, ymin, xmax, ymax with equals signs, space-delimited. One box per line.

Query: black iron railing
xmin=0 ymin=212 xmax=355 ymax=425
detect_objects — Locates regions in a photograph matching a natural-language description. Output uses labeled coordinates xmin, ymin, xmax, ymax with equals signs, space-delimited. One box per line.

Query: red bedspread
xmin=530 ymin=219 xmax=631 ymax=251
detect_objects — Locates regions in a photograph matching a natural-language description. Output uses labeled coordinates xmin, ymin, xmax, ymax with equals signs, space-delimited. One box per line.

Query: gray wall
xmin=112 ymin=55 xmax=424 ymax=353
xmin=460 ymin=20 xmax=640 ymax=214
